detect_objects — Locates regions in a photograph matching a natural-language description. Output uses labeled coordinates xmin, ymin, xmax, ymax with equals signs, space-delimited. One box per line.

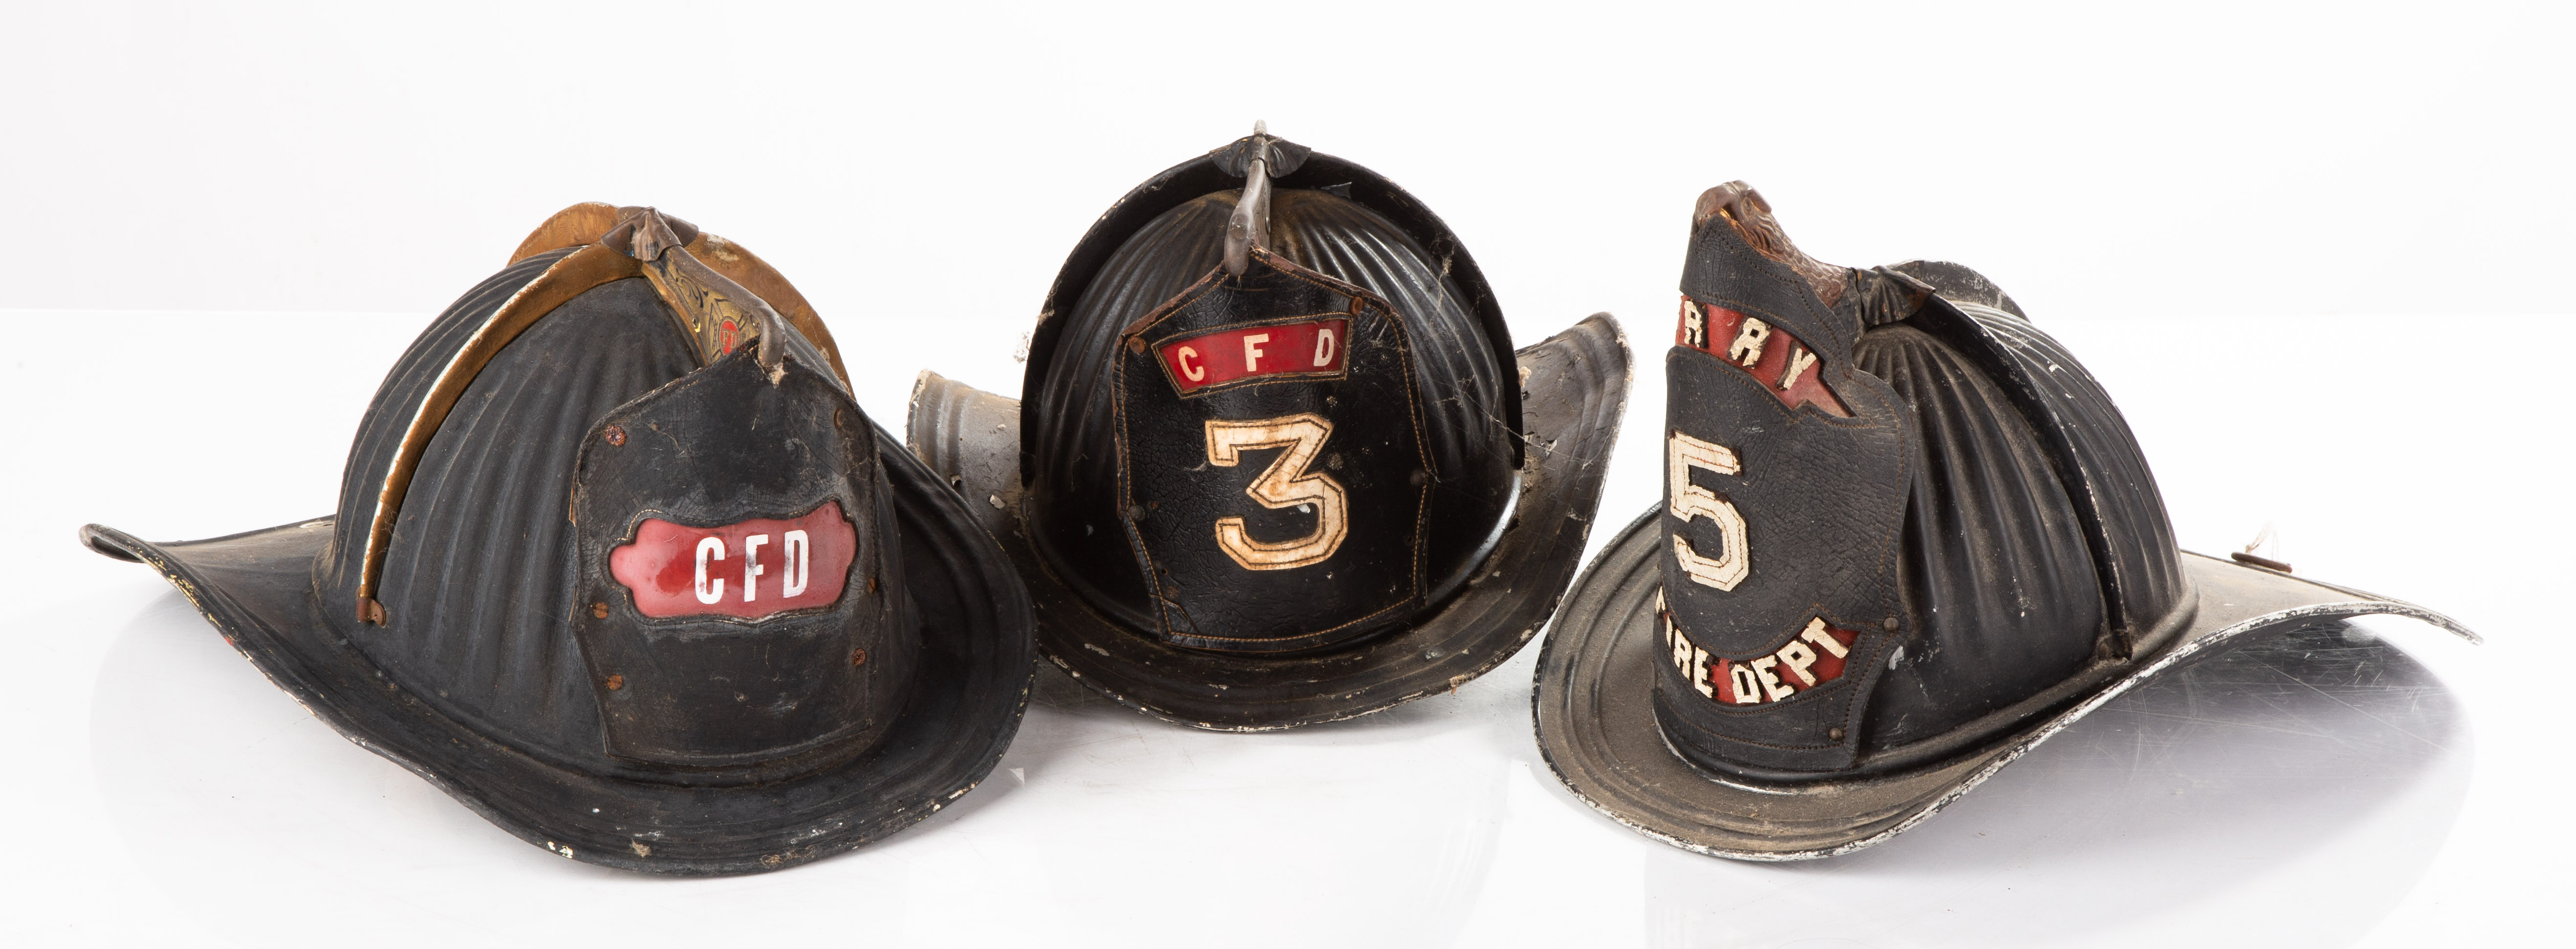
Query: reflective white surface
xmin=7 ymin=3 xmax=2572 ymax=945
xmin=83 ymin=589 xmax=2477 ymax=948
xmin=11 ymin=309 xmax=2559 ymax=949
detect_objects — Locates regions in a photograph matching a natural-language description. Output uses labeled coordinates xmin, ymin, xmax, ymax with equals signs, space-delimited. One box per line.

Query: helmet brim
xmin=1532 ymin=507 xmax=2479 ymax=860
xmin=79 ymin=429 xmax=1033 ymax=875
xmin=911 ymin=314 xmax=1630 ymax=730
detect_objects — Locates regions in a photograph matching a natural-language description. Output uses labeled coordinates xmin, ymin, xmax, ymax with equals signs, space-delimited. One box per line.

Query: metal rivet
xmin=1126 ymin=336 xmax=1147 ymax=354
xmin=1882 ymin=617 xmax=1899 ymax=631
xmin=850 ymin=648 xmax=868 ymax=668
xmin=1828 ymin=727 xmax=1845 ymax=741
xmin=591 ymin=602 xmax=609 ymax=619
xmin=603 ymin=424 xmax=626 ymax=447
xmin=604 ymin=674 xmax=625 ymax=691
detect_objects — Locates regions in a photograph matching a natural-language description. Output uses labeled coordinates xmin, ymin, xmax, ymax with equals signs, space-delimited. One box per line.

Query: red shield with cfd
xmin=610 ymin=503 xmax=857 ymax=619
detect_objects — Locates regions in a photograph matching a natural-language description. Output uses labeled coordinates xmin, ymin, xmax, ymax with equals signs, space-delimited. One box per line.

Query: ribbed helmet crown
xmin=1024 ymin=138 xmax=1519 ymax=653
xmin=313 ymin=218 xmax=915 ymax=783
xmin=1650 ymin=185 xmax=2187 ymax=776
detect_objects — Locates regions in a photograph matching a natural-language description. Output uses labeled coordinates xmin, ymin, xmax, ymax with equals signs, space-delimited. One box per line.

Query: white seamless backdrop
xmin=4 ymin=2 xmax=2568 ymax=947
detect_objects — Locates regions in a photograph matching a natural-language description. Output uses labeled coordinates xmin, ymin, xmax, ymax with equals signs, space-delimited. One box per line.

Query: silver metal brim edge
xmin=1533 ymin=507 xmax=2479 ymax=861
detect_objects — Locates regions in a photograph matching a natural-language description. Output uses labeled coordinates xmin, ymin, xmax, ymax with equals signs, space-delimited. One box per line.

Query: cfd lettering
xmin=1155 ymin=317 xmax=1350 ymax=396
xmin=1656 ymin=590 xmax=1859 ymax=706
xmin=608 ymin=502 xmax=859 ymax=620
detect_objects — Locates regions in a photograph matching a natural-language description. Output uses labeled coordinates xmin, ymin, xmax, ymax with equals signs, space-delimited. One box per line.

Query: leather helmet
xmin=1534 ymin=183 xmax=2476 ymax=859
xmin=84 ymin=204 xmax=1035 ymax=874
xmin=911 ymin=129 xmax=1629 ymax=729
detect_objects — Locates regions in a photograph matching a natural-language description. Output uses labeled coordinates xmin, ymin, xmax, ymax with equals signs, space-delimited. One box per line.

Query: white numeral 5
xmin=1668 ymin=431 xmax=1749 ymax=590
xmin=1204 ymin=414 xmax=1349 ymax=570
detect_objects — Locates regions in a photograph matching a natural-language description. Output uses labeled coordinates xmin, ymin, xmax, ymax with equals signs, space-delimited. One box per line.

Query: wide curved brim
xmin=1535 ymin=508 xmax=2480 ymax=861
xmin=910 ymin=314 xmax=1631 ymax=730
xmin=80 ymin=428 xmax=1035 ymax=876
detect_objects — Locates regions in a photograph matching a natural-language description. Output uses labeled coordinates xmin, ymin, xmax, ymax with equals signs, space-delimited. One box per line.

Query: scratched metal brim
xmin=910 ymin=314 xmax=1629 ymax=731
xmin=78 ymin=432 xmax=1034 ymax=876
xmin=1535 ymin=508 xmax=2480 ymax=860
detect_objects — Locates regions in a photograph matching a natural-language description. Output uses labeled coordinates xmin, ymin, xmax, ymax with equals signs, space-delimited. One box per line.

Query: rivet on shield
xmin=604 ymin=674 xmax=625 ymax=691
xmin=604 ymin=424 xmax=627 ymax=447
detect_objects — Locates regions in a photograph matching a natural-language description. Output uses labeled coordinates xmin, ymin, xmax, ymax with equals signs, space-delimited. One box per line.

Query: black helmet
xmin=910 ymin=129 xmax=1629 ymax=729
xmin=83 ymin=204 xmax=1035 ymax=874
xmin=1534 ymin=183 xmax=2476 ymax=858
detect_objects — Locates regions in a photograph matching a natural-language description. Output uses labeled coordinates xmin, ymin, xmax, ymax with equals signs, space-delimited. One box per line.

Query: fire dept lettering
xmin=1675 ymin=295 xmax=1849 ymax=416
xmin=1156 ymin=317 xmax=1350 ymax=396
xmin=610 ymin=502 xmax=857 ymax=619
xmin=1657 ymin=590 xmax=1860 ymax=706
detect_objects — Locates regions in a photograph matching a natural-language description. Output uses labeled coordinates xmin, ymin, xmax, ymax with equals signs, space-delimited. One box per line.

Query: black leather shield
xmin=1655 ymin=324 xmax=1914 ymax=772
xmin=1112 ymin=249 xmax=1431 ymax=652
xmin=1652 ymin=215 xmax=1913 ymax=773
xmin=569 ymin=344 xmax=914 ymax=772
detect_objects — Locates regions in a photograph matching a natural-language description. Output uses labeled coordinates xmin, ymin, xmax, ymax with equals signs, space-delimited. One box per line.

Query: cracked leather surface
xmin=1027 ymin=186 xmax=1515 ymax=653
xmin=571 ymin=345 xmax=911 ymax=771
xmin=1653 ymin=214 xmax=1911 ymax=772
xmin=1114 ymin=250 xmax=1432 ymax=650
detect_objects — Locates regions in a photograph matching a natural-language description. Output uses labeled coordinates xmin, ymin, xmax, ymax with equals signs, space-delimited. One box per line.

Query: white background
xmin=6 ymin=2 xmax=2570 ymax=946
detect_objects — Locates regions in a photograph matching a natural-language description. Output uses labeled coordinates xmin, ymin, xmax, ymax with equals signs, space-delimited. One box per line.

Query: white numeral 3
xmin=1204 ymin=414 xmax=1349 ymax=570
